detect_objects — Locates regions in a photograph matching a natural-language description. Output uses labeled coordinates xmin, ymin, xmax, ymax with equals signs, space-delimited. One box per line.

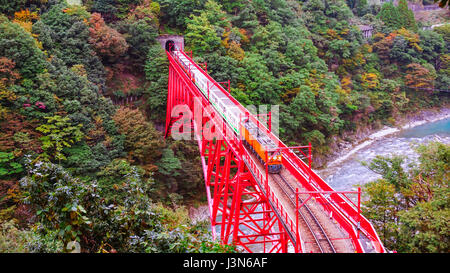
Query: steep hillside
xmin=0 ymin=0 xmax=448 ymax=253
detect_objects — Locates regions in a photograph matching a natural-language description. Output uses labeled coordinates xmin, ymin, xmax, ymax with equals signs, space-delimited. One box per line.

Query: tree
xmin=397 ymin=0 xmax=418 ymax=32
xmin=404 ymin=63 xmax=436 ymax=92
xmin=88 ymin=13 xmax=129 ymax=62
xmin=362 ymin=142 xmax=450 ymax=252
xmin=0 ymin=57 xmax=20 ymax=86
xmin=0 ymin=18 xmax=46 ymax=80
xmin=378 ymin=2 xmax=402 ymax=31
xmin=36 ymin=115 xmax=84 ymax=162
xmin=158 ymin=0 xmax=207 ymax=29
xmin=19 ymin=160 xmax=91 ymax=251
xmin=112 ymin=107 xmax=164 ymax=169
xmin=185 ymin=12 xmax=222 ymax=55
xmin=115 ymin=17 xmax=159 ymax=69
xmin=144 ymin=44 xmax=169 ymax=122
xmin=34 ymin=2 xmax=106 ymax=88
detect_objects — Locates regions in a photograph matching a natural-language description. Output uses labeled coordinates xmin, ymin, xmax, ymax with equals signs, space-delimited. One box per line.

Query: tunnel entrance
xmin=157 ymin=35 xmax=184 ymax=52
xmin=165 ymin=40 xmax=175 ymax=52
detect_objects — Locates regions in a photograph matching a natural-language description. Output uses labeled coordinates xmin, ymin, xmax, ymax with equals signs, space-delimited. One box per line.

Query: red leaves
xmin=88 ymin=13 xmax=129 ymax=60
xmin=0 ymin=57 xmax=20 ymax=86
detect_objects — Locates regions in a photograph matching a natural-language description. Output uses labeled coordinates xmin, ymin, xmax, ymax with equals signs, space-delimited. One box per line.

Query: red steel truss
xmin=164 ymin=49 xmax=385 ymax=253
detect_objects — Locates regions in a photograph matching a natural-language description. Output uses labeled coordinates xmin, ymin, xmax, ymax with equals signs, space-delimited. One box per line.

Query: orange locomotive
xmin=240 ymin=118 xmax=282 ymax=173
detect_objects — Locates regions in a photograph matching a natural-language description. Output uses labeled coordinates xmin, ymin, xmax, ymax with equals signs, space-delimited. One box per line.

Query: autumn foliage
xmin=404 ymin=63 xmax=436 ymax=91
xmin=88 ymin=13 xmax=129 ymax=61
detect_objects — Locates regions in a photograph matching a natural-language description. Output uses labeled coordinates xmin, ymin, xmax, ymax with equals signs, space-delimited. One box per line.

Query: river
xmin=318 ymin=117 xmax=450 ymax=192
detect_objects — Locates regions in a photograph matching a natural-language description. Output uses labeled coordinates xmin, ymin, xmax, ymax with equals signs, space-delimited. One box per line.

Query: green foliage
xmin=20 ymin=160 xmax=92 ymax=250
xmin=158 ymin=0 xmax=207 ymax=29
xmin=378 ymin=0 xmax=417 ymax=32
xmin=36 ymin=115 xmax=84 ymax=162
xmin=185 ymin=9 xmax=223 ymax=55
xmin=397 ymin=0 xmax=418 ymax=32
xmin=0 ymin=18 xmax=46 ymax=79
xmin=362 ymin=142 xmax=450 ymax=252
xmin=144 ymin=44 xmax=169 ymax=121
xmin=0 ymin=152 xmax=23 ymax=178
xmin=157 ymin=148 xmax=182 ymax=177
xmin=34 ymin=2 xmax=106 ymax=87
xmin=114 ymin=16 xmax=159 ymax=69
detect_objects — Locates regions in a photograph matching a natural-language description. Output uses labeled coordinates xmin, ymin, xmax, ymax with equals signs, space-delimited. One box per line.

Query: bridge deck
xmin=242 ymin=145 xmax=355 ymax=253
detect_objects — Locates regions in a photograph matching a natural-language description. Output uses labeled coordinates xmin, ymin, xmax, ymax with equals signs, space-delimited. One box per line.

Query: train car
xmin=240 ymin=119 xmax=282 ymax=174
xmin=171 ymin=50 xmax=282 ymax=173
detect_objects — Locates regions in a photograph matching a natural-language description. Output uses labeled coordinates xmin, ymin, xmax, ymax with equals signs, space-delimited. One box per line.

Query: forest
xmin=0 ymin=0 xmax=448 ymax=253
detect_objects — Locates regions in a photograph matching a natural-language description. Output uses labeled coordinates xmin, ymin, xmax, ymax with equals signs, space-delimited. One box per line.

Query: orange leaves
xmin=404 ymin=63 xmax=435 ymax=91
xmin=13 ymin=9 xmax=39 ymax=23
xmin=373 ymin=28 xmax=423 ymax=63
xmin=239 ymin=28 xmax=250 ymax=45
xmin=13 ymin=9 xmax=39 ymax=34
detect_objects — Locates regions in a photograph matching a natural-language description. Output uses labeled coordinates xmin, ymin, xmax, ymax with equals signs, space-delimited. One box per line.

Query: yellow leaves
xmin=361 ymin=72 xmax=379 ymax=90
xmin=326 ymin=29 xmax=340 ymax=40
xmin=227 ymin=41 xmax=245 ymax=61
xmin=340 ymin=75 xmax=353 ymax=94
xmin=0 ymin=105 xmax=8 ymax=120
xmin=281 ymin=87 xmax=300 ymax=104
xmin=362 ymin=44 xmax=373 ymax=54
xmin=395 ymin=28 xmax=422 ymax=52
xmin=13 ymin=9 xmax=38 ymax=33
xmin=325 ymin=28 xmax=350 ymax=40
xmin=0 ymin=88 xmax=17 ymax=102
xmin=221 ymin=30 xmax=231 ymax=49
xmin=12 ymin=10 xmax=43 ymax=51
xmin=304 ymin=70 xmax=325 ymax=96
xmin=70 ymin=64 xmax=87 ymax=77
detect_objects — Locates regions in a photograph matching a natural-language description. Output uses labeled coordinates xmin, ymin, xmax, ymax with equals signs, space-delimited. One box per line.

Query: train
xmin=172 ymin=50 xmax=282 ymax=173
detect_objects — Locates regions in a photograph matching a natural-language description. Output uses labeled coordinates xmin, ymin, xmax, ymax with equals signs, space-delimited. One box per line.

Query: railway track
xmin=271 ymin=173 xmax=336 ymax=253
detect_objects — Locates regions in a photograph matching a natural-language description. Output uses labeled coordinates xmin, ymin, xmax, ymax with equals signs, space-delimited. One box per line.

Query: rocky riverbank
xmin=315 ymin=106 xmax=450 ymax=170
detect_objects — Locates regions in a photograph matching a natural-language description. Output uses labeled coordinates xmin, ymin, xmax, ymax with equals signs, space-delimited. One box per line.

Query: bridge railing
xmin=240 ymin=145 xmax=303 ymax=252
xmin=169 ymin=49 xmax=384 ymax=253
xmin=281 ymin=149 xmax=385 ymax=253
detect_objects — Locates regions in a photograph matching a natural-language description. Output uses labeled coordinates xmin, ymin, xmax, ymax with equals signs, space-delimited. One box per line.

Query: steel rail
xmin=272 ymin=173 xmax=336 ymax=253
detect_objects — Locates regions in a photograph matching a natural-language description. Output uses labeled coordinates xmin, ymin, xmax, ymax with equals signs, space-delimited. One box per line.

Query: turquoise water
xmin=398 ymin=118 xmax=450 ymax=138
xmin=322 ymin=117 xmax=450 ymax=191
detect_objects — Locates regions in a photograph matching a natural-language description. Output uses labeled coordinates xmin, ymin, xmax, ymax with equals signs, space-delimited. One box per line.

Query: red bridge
xmin=164 ymin=46 xmax=385 ymax=253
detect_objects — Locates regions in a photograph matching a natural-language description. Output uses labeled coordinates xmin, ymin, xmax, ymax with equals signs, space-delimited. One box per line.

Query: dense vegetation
xmin=362 ymin=141 xmax=449 ymax=253
xmin=0 ymin=0 xmax=448 ymax=252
